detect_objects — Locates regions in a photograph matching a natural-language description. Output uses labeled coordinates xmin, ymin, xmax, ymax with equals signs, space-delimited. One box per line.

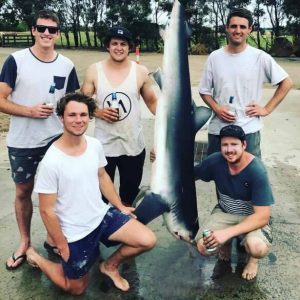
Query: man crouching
xmin=195 ymin=125 xmax=273 ymax=280
xmin=26 ymin=93 xmax=156 ymax=295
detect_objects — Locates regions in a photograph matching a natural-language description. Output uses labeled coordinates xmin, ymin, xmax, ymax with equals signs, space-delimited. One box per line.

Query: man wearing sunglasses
xmin=0 ymin=9 xmax=79 ymax=270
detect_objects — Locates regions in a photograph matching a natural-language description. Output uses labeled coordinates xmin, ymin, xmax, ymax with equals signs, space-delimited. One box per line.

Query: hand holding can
xmin=203 ymin=229 xmax=217 ymax=252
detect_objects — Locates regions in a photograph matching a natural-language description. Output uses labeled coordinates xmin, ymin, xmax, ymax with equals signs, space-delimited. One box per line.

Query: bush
xmin=190 ymin=43 xmax=208 ymax=55
xmin=16 ymin=22 xmax=29 ymax=32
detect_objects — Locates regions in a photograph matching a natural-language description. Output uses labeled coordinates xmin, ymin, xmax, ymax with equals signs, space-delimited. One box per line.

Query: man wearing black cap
xmin=194 ymin=125 xmax=274 ymax=281
xmin=81 ymin=26 xmax=157 ymax=206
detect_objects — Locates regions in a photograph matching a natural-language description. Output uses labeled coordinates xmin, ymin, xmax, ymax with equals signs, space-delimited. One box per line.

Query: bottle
xmin=111 ymin=92 xmax=119 ymax=119
xmin=45 ymin=83 xmax=56 ymax=108
xmin=203 ymin=229 xmax=217 ymax=253
xmin=227 ymin=96 xmax=236 ymax=117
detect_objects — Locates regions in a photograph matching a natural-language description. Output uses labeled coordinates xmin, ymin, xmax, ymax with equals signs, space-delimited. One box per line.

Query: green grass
xmin=2 ymin=30 xmax=295 ymax=51
xmin=56 ymin=31 xmax=103 ymax=48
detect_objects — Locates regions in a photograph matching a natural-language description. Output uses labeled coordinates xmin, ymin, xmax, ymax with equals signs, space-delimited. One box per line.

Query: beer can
xmin=203 ymin=229 xmax=217 ymax=252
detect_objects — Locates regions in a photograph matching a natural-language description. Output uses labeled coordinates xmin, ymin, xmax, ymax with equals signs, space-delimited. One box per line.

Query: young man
xmin=81 ymin=26 xmax=157 ymax=206
xmin=26 ymin=93 xmax=156 ymax=295
xmin=0 ymin=10 xmax=79 ymax=270
xmin=199 ymin=8 xmax=292 ymax=158
xmin=195 ymin=125 xmax=274 ymax=280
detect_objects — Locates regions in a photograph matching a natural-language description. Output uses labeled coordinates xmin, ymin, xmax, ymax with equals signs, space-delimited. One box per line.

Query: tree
xmin=57 ymin=0 xmax=82 ymax=48
xmin=284 ymin=0 xmax=300 ymax=39
xmin=105 ymin=0 xmax=154 ymax=50
xmin=81 ymin=0 xmax=106 ymax=47
xmin=11 ymin=0 xmax=55 ymax=28
xmin=204 ymin=0 xmax=250 ymax=50
xmin=0 ymin=0 xmax=20 ymax=31
xmin=253 ymin=0 xmax=266 ymax=50
xmin=262 ymin=0 xmax=286 ymax=38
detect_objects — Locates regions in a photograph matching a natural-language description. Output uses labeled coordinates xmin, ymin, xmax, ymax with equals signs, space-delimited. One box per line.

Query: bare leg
xmin=100 ymin=219 xmax=156 ymax=291
xmin=211 ymin=242 xmax=232 ymax=279
xmin=26 ymin=247 xmax=88 ymax=295
xmin=218 ymin=241 xmax=232 ymax=261
xmin=242 ymin=236 xmax=270 ymax=281
xmin=6 ymin=181 xmax=34 ymax=268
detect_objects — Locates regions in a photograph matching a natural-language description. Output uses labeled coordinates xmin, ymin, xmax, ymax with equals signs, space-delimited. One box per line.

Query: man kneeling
xmin=195 ymin=125 xmax=273 ymax=280
xmin=27 ymin=93 xmax=156 ymax=295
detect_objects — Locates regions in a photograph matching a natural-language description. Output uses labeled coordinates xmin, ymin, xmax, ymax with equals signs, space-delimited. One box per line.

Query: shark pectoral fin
xmin=134 ymin=192 xmax=169 ymax=225
xmin=193 ymin=105 xmax=212 ymax=132
xmin=152 ymin=68 xmax=163 ymax=90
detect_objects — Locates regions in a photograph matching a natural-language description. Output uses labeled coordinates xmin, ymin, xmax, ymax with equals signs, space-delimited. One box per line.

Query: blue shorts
xmin=8 ymin=135 xmax=60 ymax=183
xmin=62 ymin=207 xmax=131 ymax=279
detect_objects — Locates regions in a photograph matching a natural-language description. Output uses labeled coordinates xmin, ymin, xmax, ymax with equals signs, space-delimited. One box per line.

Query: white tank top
xmin=94 ymin=61 xmax=145 ymax=156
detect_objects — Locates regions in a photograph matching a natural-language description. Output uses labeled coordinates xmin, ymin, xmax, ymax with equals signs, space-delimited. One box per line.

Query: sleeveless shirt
xmin=94 ymin=61 xmax=145 ymax=156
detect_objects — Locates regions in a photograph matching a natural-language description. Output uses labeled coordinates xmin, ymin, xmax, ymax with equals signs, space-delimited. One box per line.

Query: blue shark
xmin=135 ymin=0 xmax=211 ymax=242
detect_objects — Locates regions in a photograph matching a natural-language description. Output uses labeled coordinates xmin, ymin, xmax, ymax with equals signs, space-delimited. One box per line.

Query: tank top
xmin=94 ymin=61 xmax=145 ymax=156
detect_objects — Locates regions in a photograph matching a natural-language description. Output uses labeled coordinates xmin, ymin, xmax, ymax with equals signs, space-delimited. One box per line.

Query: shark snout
xmin=173 ymin=231 xmax=193 ymax=243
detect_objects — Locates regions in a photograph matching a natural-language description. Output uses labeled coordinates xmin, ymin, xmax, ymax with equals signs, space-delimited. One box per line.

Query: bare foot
xmin=242 ymin=257 xmax=258 ymax=280
xmin=100 ymin=261 xmax=129 ymax=291
xmin=26 ymin=247 xmax=40 ymax=268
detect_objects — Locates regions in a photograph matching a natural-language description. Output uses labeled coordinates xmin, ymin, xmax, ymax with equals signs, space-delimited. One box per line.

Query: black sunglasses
xmin=35 ymin=25 xmax=59 ymax=34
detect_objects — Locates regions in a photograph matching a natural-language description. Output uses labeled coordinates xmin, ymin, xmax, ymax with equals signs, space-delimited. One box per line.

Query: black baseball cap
xmin=104 ymin=26 xmax=133 ymax=47
xmin=219 ymin=125 xmax=246 ymax=141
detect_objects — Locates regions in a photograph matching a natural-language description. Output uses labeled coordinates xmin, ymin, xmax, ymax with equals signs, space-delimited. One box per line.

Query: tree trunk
xmin=257 ymin=17 xmax=261 ymax=49
xmin=60 ymin=34 xmax=64 ymax=47
xmin=64 ymin=31 xmax=71 ymax=48
xmin=79 ymin=30 xmax=83 ymax=47
xmin=73 ymin=24 xmax=79 ymax=47
xmin=85 ymin=27 xmax=91 ymax=47
xmin=93 ymin=23 xmax=98 ymax=47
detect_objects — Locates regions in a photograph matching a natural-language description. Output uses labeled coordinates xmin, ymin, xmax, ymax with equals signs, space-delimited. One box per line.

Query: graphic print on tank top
xmin=103 ymin=92 xmax=132 ymax=121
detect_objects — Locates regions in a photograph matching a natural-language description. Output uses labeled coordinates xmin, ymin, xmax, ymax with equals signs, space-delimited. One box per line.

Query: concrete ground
xmin=0 ymin=53 xmax=299 ymax=299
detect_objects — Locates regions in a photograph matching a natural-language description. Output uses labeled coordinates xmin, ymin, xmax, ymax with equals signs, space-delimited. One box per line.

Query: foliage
xmin=284 ymin=0 xmax=300 ymax=39
xmin=190 ymin=43 xmax=208 ymax=54
xmin=0 ymin=0 xmax=298 ymax=55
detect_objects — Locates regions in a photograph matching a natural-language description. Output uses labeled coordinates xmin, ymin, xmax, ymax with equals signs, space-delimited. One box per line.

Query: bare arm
xmin=245 ymin=77 xmax=293 ymax=117
xmin=39 ymin=193 xmax=69 ymax=261
xmin=81 ymin=64 xmax=118 ymax=123
xmin=98 ymin=167 xmax=136 ymax=217
xmin=0 ymin=82 xmax=53 ymax=118
xmin=200 ymin=93 xmax=236 ymax=123
xmin=80 ymin=64 xmax=97 ymax=97
xmin=205 ymin=206 xmax=271 ymax=249
xmin=139 ymin=65 xmax=157 ymax=115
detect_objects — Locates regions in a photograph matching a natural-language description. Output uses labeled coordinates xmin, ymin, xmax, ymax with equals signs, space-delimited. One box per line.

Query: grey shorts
xmin=198 ymin=207 xmax=272 ymax=247
xmin=8 ymin=136 xmax=60 ymax=184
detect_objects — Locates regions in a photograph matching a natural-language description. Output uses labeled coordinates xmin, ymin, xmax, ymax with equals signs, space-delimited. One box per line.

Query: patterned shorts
xmin=62 ymin=207 xmax=131 ymax=279
xmin=8 ymin=136 xmax=60 ymax=183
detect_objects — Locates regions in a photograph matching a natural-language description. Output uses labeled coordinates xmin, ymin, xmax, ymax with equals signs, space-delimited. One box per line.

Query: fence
xmin=0 ymin=33 xmax=33 ymax=47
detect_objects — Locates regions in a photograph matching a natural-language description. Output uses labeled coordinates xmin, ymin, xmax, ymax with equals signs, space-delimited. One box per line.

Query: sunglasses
xmin=35 ymin=25 xmax=59 ymax=34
